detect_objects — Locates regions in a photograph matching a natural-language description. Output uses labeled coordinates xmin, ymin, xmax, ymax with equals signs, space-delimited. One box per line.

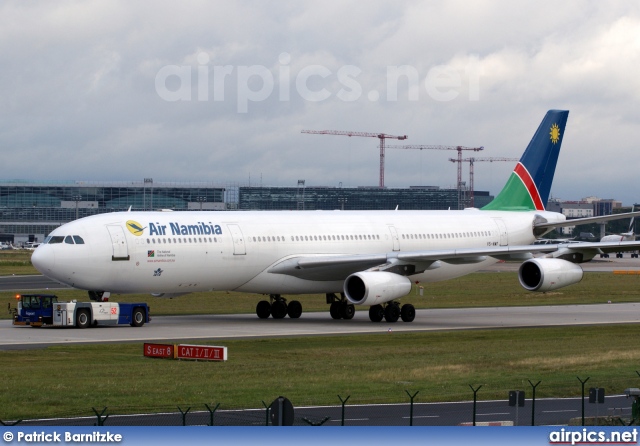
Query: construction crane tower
xmin=448 ymin=157 xmax=518 ymax=207
xmin=388 ymin=145 xmax=484 ymax=209
xmin=301 ymin=129 xmax=408 ymax=188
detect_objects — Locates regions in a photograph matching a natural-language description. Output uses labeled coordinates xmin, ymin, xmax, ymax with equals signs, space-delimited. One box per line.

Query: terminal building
xmin=2 ymin=179 xmax=630 ymax=244
xmin=0 ymin=180 xmax=495 ymax=245
xmin=0 ymin=180 xmax=225 ymax=245
xmin=238 ymin=186 xmax=493 ymax=211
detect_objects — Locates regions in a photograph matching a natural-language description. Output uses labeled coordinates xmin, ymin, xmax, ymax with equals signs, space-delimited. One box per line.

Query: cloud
xmin=1 ymin=1 xmax=640 ymax=204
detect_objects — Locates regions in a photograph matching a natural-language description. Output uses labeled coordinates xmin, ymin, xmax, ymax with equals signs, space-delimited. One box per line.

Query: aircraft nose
xmin=31 ymin=245 xmax=55 ymax=275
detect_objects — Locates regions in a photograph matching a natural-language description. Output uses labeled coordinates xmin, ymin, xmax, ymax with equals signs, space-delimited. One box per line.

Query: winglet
xmin=482 ymin=110 xmax=569 ymax=211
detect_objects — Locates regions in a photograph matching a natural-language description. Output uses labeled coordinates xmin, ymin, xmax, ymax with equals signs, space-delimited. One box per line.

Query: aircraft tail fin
xmin=482 ymin=110 xmax=569 ymax=211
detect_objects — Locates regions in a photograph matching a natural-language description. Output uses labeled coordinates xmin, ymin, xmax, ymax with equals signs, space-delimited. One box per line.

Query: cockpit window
xmin=47 ymin=236 xmax=65 ymax=244
xmin=73 ymin=235 xmax=85 ymax=244
xmin=64 ymin=236 xmax=74 ymax=244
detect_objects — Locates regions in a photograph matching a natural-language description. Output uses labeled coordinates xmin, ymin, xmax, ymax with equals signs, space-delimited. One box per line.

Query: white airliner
xmin=31 ymin=110 xmax=640 ymax=323
xmin=600 ymin=206 xmax=637 ymax=258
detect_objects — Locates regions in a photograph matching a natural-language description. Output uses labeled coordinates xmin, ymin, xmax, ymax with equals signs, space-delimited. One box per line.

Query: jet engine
xmin=344 ymin=271 xmax=412 ymax=306
xmin=518 ymin=258 xmax=583 ymax=292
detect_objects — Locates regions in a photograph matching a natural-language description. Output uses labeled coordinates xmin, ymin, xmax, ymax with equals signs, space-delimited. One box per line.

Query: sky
xmin=2 ymin=1 xmax=639 ymax=205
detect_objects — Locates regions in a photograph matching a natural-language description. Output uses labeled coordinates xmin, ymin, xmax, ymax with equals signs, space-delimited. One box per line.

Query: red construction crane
xmin=387 ymin=145 xmax=484 ymax=209
xmin=301 ymin=130 xmax=408 ymax=188
xmin=448 ymin=157 xmax=518 ymax=207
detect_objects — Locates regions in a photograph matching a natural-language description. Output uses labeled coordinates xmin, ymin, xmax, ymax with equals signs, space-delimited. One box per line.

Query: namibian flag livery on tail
xmin=482 ymin=110 xmax=569 ymax=211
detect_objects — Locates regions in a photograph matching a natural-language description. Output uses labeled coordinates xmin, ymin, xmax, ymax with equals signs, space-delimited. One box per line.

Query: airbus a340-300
xmin=31 ymin=110 xmax=640 ymax=323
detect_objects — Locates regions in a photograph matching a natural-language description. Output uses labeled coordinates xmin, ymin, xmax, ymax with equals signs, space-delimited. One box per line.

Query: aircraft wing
xmin=268 ymin=241 xmax=640 ymax=281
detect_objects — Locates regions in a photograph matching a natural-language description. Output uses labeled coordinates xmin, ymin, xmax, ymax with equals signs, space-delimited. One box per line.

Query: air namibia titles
xmin=148 ymin=222 xmax=222 ymax=236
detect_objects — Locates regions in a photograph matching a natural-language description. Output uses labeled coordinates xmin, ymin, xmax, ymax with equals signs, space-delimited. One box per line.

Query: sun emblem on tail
xmin=550 ymin=123 xmax=561 ymax=144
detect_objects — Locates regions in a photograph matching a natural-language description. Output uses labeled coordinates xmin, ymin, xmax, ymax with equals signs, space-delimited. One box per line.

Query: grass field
xmin=2 ymin=325 xmax=640 ymax=421
xmin=1 ymin=251 xmax=640 ymax=421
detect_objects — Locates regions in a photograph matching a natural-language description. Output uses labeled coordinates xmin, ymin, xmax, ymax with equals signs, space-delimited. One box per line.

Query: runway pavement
xmin=1 ymin=256 xmax=639 ymax=349
xmin=2 ymin=302 xmax=640 ymax=349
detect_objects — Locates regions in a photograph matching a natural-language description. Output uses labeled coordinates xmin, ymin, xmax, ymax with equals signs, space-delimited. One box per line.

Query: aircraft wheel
xmin=271 ymin=300 xmax=288 ymax=319
xmin=256 ymin=300 xmax=271 ymax=319
xmin=288 ymin=300 xmax=302 ymax=319
xmin=341 ymin=303 xmax=355 ymax=320
xmin=329 ymin=302 xmax=342 ymax=319
xmin=369 ymin=305 xmax=384 ymax=322
xmin=384 ymin=303 xmax=400 ymax=323
xmin=400 ymin=304 xmax=416 ymax=322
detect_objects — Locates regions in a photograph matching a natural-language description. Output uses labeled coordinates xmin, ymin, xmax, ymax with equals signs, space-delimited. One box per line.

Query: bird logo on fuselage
xmin=126 ymin=220 xmax=146 ymax=236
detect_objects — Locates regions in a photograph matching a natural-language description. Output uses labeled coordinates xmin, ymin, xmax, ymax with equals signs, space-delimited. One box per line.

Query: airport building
xmin=0 ymin=180 xmax=225 ymax=245
xmin=1 ymin=178 xmax=628 ymax=245
xmin=0 ymin=180 xmax=495 ymax=245
xmin=546 ymin=197 xmax=624 ymax=235
xmin=238 ymin=186 xmax=493 ymax=211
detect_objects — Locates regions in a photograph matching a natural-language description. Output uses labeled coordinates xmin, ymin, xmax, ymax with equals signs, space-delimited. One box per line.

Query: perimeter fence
xmin=3 ymin=382 xmax=640 ymax=427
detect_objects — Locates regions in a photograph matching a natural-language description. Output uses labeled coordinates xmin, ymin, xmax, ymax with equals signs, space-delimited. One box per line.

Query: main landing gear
xmin=368 ymin=302 xmax=415 ymax=323
xmin=325 ymin=293 xmax=416 ymax=323
xmin=256 ymin=294 xmax=302 ymax=319
xmin=326 ymin=293 xmax=356 ymax=320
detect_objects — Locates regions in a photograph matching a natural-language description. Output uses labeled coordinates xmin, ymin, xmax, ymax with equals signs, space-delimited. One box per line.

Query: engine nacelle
xmin=518 ymin=258 xmax=583 ymax=292
xmin=344 ymin=271 xmax=412 ymax=306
